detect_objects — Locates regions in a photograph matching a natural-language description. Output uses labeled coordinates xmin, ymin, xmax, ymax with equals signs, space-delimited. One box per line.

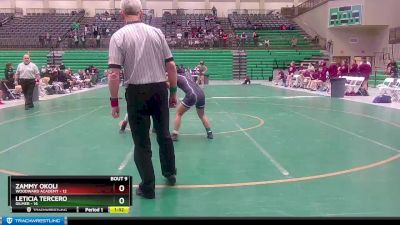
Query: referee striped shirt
xmin=16 ymin=62 xmax=39 ymax=79
xmin=108 ymin=21 xmax=174 ymax=85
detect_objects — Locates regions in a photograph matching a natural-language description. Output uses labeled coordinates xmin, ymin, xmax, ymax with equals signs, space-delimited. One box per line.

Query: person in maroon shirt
xmin=358 ymin=57 xmax=372 ymax=90
xmin=307 ymin=66 xmax=320 ymax=90
xmin=349 ymin=59 xmax=359 ymax=76
xmin=328 ymin=60 xmax=339 ymax=79
xmin=275 ymin=70 xmax=286 ymax=86
xmin=300 ymin=69 xmax=312 ymax=88
xmin=287 ymin=61 xmax=296 ymax=87
xmin=338 ymin=60 xmax=349 ymax=76
xmin=310 ymin=65 xmax=328 ymax=91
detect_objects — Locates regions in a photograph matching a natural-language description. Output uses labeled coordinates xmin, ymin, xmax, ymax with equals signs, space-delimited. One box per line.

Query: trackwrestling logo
xmin=1 ymin=217 xmax=64 ymax=225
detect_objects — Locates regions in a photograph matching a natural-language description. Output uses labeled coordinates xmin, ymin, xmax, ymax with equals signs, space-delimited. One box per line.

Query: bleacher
xmin=246 ymin=50 xmax=323 ymax=80
xmin=63 ymin=50 xmax=232 ymax=80
xmin=0 ymin=13 xmax=84 ymax=48
xmin=0 ymin=51 xmax=48 ymax=69
xmin=228 ymin=13 xmax=294 ymax=30
xmin=161 ymin=11 xmax=219 ymax=38
xmin=172 ymin=50 xmax=232 ymax=80
xmin=235 ymin=29 xmax=312 ymax=48
xmin=62 ymin=50 xmax=108 ymax=77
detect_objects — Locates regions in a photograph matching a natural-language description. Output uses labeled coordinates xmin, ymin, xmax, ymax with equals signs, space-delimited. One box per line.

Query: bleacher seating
xmin=235 ymin=29 xmax=312 ymax=48
xmin=172 ymin=50 xmax=232 ymax=80
xmin=160 ymin=12 xmax=219 ymax=38
xmin=0 ymin=51 xmax=48 ymax=69
xmin=0 ymin=13 xmax=84 ymax=48
xmin=228 ymin=13 xmax=294 ymax=30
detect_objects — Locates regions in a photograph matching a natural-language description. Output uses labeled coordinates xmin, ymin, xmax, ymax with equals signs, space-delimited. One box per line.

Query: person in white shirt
xmin=15 ymin=54 xmax=40 ymax=110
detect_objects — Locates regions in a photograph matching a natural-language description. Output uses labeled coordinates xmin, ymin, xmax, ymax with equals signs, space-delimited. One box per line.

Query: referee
xmin=15 ymin=54 xmax=40 ymax=110
xmin=108 ymin=0 xmax=178 ymax=199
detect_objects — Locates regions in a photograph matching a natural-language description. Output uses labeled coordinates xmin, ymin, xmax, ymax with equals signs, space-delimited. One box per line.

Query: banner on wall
xmin=329 ymin=5 xmax=362 ymax=27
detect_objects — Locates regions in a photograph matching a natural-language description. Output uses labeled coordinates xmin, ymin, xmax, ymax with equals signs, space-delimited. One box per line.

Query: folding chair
xmin=352 ymin=77 xmax=365 ymax=94
xmin=377 ymin=78 xmax=394 ymax=95
xmin=1 ymin=81 xmax=18 ymax=100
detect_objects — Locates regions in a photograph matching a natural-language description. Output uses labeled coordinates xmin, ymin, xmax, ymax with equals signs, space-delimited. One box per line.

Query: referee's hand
xmin=111 ymin=106 xmax=120 ymax=118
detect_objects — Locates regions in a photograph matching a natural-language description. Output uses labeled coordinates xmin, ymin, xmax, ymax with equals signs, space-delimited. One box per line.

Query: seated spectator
xmin=291 ymin=37 xmax=298 ymax=48
xmin=0 ymin=90 xmax=4 ymax=104
xmin=275 ymin=70 xmax=286 ymax=86
xmin=386 ymin=59 xmax=398 ymax=78
xmin=287 ymin=61 xmax=296 ymax=87
xmin=253 ymin=31 xmax=259 ymax=47
xmin=242 ymin=76 xmax=251 ymax=85
xmin=264 ymin=39 xmax=270 ymax=49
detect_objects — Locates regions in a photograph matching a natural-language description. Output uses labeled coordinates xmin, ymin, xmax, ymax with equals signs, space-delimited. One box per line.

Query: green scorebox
xmin=329 ymin=5 xmax=362 ymax=27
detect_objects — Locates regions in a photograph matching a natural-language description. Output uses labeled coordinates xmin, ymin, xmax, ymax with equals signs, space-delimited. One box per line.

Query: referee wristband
xmin=110 ymin=97 xmax=119 ymax=108
xmin=169 ymin=86 xmax=177 ymax=93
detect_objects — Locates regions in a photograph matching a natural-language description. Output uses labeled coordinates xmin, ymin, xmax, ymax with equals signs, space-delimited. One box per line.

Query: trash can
xmin=33 ymin=85 xmax=39 ymax=102
xmin=330 ymin=77 xmax=346 ymax=98
xmin=204 ymin=75 xmax=209 ymax=85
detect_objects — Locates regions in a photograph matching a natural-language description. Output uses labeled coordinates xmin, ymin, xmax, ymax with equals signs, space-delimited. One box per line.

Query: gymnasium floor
xmin=0 ymin=84 xmax=400 ymax=217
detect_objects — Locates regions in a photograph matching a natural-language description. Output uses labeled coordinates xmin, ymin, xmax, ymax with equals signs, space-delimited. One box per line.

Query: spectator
xmin=0 ymin=90 xmax=3 ymax=104
xmin=253 ymin=31 xmax=259 ymax=47
xmin=205 ymin=15 xmax=209 ymax=25
xmin=349 ymin=59 xmax=358 ymax=76
xmin=328 ymin=59 xmax=339 ymax=79
xmin=56 ymin=36 xmax=62 ymax=48
xmin=45 ymin=32 xmax=51 ymax=47
xmin=212 ymin=6 xmax=217 ymax=16
xmin=240 ymin=32 xmax=247 ymax=48
xmin=242 ymin=75 xmax=251 ymax=85
xmin=81 ymin=34 xmax=86 ymax=48
xmin=358 ymin=57 xmax=372 ymax=91
xmin=387 ymin=59 xmax=398 ymax=78
xmin=39 ymin=35 xmax=45 ymax=48
xmin=264 ymin=39 xmax=270 ymax=49
xmin=73 ymin=33 xmax=79 ymax=48
xmin=291 ymin=37 xmax=298 ymax=48
xmin=338 ymin=60 xmax=349 ymax=76
xmin=96 ymin=34 xmax=101 ymax=48
xmin=1 ymin=63 xmax=15 ymax=100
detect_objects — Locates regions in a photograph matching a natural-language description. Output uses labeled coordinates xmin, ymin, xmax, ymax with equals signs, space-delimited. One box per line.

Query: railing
xmin=192 ymin=9 xmax=213 ymax=15
xmin=95 ymin=8 xmax=154 ymax=16
xmin=228 ymin=9 xmax=273 ymax=15
xmin=162 ymin=8 xmax=188 ymax=15
xmin=294 ymin=19 xmax=327 ymax=50
xmin=294 ymin=0 xmax=330 ymax=17
xmin=0 ymin=8 xmax=17 ymax=13
xmin=55 ymin=9 xmax=85 ymax=15
xmin=26 ymin=8 xmax=57 ymax=15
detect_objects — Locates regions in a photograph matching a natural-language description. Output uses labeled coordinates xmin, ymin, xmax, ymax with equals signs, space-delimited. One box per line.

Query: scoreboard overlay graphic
xmin=8 ymin=176 xmax=132 ymax=214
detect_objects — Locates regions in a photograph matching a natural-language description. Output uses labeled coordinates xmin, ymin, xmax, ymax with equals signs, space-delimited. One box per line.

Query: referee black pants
xmin=19 ymin=78 xmax=36 ymax=107
xmin=125 ymin=82 xmax=176 ymax=196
